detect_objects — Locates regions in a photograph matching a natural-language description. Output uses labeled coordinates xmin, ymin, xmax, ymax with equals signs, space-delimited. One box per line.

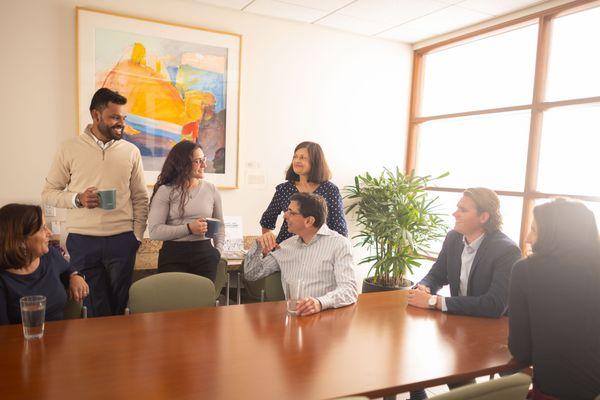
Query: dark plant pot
xmin=362 ymin=276 xmax=414 ymax=293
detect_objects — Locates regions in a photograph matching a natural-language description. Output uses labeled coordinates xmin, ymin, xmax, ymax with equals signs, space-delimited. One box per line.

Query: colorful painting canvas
xmin=78 ymin=8 xmax=240 ymax=187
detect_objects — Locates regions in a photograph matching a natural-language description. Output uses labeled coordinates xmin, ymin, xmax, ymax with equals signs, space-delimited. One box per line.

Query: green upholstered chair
xmin=213 ymin=258 xmax=228 ymax=302
xmin=126 ymin=272 xmax=216 ymax=314
xmin=63 ymin=298 xmax=87 ymax=319
xmin=242 ymin=260 xmax=267 ymax=302
xmin=264 ymin=272 xmax=285 ymax=301
xmin=429 ymin=373 xmax=531 ymax=400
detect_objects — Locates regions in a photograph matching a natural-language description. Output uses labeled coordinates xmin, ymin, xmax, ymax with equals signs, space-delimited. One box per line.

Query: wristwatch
xmin=428 ymin=295 xmax=438 ymax=309
xmin=71 ymin=271 xmax=85 ymax=280
xmin=75 ymin=194 xmax=83 ymax=208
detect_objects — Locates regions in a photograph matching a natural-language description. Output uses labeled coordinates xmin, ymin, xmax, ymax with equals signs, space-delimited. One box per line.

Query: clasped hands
xmin=407 ymin=284 xmax=437 ymax=309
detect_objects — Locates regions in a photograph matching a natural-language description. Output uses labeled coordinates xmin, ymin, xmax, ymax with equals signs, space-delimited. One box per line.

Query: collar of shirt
xmin=462 ymin=232 xmax=485 ymax=254
xmin=294 ymin=224 xmax=333 ymax=247
xmin=85 ymin=124 xmax=114 ymax=150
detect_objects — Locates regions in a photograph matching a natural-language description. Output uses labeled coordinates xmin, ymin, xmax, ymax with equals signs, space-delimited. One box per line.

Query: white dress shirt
xmin=244 ymin=224 xmax=358 ymax=310
xmin=441 ymin=233 xmax=485 ymax=312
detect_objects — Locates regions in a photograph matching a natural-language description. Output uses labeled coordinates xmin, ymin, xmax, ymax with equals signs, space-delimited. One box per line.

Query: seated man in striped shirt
xmin=244 ymin=192 xmax=358 ymax=316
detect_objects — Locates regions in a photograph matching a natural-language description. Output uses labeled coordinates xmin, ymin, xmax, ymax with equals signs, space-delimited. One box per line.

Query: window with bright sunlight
xmin=410 ymin=3 xmax=600 ymax=251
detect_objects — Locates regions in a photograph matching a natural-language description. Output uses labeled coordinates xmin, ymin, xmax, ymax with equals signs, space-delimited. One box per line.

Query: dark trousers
xmin=158 ymin=240 xmax=219 ymax=282
xmin=67 ymin=232 xmax=139 ymax=317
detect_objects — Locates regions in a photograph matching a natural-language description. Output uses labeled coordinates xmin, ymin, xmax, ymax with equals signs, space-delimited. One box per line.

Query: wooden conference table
xmin=0 ymin=291 xmax=518 ymax=400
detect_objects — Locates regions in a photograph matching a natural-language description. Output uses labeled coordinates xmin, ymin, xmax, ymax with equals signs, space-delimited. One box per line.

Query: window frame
xmin=406 ymin=0 xmax=600 ymax=253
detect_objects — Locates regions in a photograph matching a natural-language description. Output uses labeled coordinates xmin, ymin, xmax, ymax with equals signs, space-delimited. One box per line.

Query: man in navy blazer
xmin=408 ymin=187 xmax=521 ymax=318
xmin=407 ymin=188 xmax=521 ymax=400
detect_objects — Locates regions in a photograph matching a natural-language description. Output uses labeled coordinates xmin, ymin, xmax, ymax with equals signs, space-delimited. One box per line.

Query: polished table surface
xmin=0 ymin=291 xmax=517 ymax=400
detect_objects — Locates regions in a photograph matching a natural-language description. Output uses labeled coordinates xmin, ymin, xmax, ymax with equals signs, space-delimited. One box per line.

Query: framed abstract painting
xmin=77 ymin=8 xmax=241 ymax=188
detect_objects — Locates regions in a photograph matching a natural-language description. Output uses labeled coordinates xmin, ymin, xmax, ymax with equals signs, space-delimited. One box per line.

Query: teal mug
xmin=97 ymin=189 xmax=117 ymax=210
xmin=205 ymin=218 xmax=221 ymax=238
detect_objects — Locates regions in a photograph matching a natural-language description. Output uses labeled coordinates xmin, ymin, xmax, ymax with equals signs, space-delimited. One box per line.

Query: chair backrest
xmin=429 ymin=373 xmax=531 ymax=400
xmin=63 ymin=299 xmax=87 ymax=319
xmin=242 ymin=260 xmax=266 ymax=301
xmin=264 ymin=272 xmax=285 ymax=301
xmin=127 ymin=272 xmax=215 ymax=314
xmin=213 ymin=258 xmax=227 ymax=301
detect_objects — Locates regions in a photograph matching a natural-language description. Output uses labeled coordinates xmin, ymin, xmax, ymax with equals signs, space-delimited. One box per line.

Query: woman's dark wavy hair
xmin=285 ymin=141 xmax=331 ymax=184
xmin=531 ymin=198 xmax=600 ymax=264
xmin=0 ymin=204 xmax=43 ymax=270
xmin=151 ymin=140 xmax=201 ymax=218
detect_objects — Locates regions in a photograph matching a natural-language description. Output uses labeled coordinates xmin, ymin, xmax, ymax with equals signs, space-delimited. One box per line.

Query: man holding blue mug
xmin=42 ymin=88 xmax=148 ymax=317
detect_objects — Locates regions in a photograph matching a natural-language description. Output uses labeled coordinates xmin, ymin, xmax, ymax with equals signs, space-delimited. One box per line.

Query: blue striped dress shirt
xmin=244 ymin=224 xmax=358 ymax=310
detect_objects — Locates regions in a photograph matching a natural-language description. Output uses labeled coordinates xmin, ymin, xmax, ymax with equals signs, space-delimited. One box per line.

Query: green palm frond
xmin=344 ymin=168 xmax=449 ymax=288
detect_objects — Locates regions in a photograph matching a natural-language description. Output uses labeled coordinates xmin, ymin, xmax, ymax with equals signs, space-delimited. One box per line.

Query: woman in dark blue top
xmin=0 ymin=204 xmax=89 ymax=325
xmin=259 ymin=141 xmax=348 ymax=247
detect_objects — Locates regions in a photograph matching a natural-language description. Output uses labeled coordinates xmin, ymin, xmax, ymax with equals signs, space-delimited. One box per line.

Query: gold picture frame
xmin=77 ymin=7 xmax=241 ymax=188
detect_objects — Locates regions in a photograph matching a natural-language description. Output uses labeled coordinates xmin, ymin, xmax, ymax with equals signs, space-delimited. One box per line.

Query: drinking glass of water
xmin=20 ymin=295 xmax=46 ymax=340
xmin=285 ymin=280 xmax=304 ymax=316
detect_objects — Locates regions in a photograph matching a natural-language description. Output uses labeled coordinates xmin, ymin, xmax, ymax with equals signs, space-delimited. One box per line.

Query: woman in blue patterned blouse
xmin=259 ymin=141 xmax=348 ymax=247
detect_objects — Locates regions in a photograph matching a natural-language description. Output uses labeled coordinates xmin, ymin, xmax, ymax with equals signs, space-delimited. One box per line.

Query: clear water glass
xmin=20 ymin=295 xmax=46 ymax=340
xmin=285 ymin=280 xmax=304 ymax=316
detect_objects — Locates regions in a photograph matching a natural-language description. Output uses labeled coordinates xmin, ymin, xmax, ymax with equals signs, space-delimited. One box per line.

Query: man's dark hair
xmin=290 ymin=193 xmax=328 ymax=229
xmin=89 ymin=88 xmax=127 ymax=112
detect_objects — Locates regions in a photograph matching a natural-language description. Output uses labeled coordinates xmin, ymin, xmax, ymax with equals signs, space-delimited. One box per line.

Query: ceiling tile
xmin=459 ymin=0 xmax=548 ymax=16
xmin=193 ymin=0 xmax=254 ymax=10
xmin=376 ymin=4 xmax=491 ymax=43
xmin=244 ymin=0 xmax=328 ymax=22
xmin=338 ymin=0 xmax=449 ymax=25
xmin=316 ymin=13 xmax=395 ymax=36
xmin=277 ymin=0 xmax=355 ymax=13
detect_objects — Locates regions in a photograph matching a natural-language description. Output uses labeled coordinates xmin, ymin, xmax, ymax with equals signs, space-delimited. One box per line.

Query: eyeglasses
xmin=292 ymin=155 xmax=309 ymax=162
xmin=192 ymin=157 xmax=207 ymax=165
xmin=285 ymin=209 xmax=303 ymax=216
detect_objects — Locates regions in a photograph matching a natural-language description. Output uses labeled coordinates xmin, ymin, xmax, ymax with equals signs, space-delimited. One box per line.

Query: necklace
xmin=296 ymin=181 xmax=318 ymax=193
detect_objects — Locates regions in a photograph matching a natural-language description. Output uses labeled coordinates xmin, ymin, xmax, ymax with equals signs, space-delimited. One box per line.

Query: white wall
xmin=0 ymin=0 xmax=412 ymax=283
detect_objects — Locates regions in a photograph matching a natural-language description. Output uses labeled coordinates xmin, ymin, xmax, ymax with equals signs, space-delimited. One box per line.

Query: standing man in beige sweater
xmin=42 ymin=88 xmax=148 ymax=317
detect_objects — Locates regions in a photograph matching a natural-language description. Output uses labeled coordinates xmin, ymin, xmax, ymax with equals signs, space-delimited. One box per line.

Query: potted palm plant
xmin=345 ymin=167 xmax=448 ymax=292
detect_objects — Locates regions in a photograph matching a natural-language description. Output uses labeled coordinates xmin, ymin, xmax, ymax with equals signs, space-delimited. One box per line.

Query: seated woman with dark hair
xmin=509 ymin=198 xmax=600 ymax=400
xmin=0 ymin=204 xmax=88 ymax=325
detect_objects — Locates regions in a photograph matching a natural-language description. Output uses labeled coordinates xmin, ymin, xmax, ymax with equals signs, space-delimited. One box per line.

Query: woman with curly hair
xmin=148 ymin=140 xmax=224 ymax=282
